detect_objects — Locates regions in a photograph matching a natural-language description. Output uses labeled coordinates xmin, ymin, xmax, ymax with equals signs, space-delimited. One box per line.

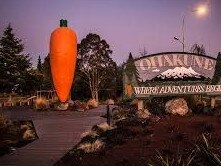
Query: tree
xmin=0 ymin=24 xmax=31 ymax=93
xmin=37 ymin=55 xmax=42 ymax=72
xmin=77 ymin=33 xmax=116 ymax=101
xmin=124 ymin=52 xmax=140 ymax=82
xmin=212 ymin=52 xmax=221 ymax=84
xmin=115 ymin=64 xmax=124 ymax=98
xmin=139 ymin=48 xmax=148 ymax=57
xmin=190 ymin=44 xmax=206 ymax=55
xmin=41 ymin=55 xmax=53 ymax=90
xmin=71 ymin=58 xmax=91 ymax=100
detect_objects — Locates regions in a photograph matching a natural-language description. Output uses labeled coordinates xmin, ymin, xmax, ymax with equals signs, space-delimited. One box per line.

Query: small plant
xmin=147 ymin=150 xmax=194 ymax=166
xmin=87 ymin=98 xmax=98 ymax=109
xmin=35 ymin=97 xmax=48 ymax=110
xmin=202 ymin=123 xmax=214 ymax=134
xmin=148 ymin=149 xmax=195 ymax=166
xmin=192 ymin=134 xmax=221 ymax=165
xmin=81 ymin=130 xmax=98 ymax=138
xmin=77 ymin=139 xmax=105 ymax=153
xmin=92 ymin=122 xmax=114 ymax=135
xmin=148 ymin=134 xmax=221 ymax=166
xmin=97 ymin=122 xmax=114 ymax=132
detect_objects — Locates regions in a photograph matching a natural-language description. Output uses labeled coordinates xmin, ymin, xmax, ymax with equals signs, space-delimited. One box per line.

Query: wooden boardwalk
xmin=0 ymin=106 xmax=109 ymax=166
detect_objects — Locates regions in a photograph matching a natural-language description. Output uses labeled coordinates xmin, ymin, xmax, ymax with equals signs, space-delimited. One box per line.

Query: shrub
xmin=87 ymin=99 xmax=98 ymax=109
xmin=77 ymin=139 xmax=105 ymax=153
xmin=192 ymin=134 xmax=221 ymax=165
xmin=22 ymin=129 xmax=36 ymax=140
xmin=148 ymin=134 xmax=221 ymax=166
xmin=35 ymin=97 xmax=48 ymax=110
xmin=97 ymin=123 xmax=114 ymax=132
xmin=81 ymin=130 xmax=98 ymax=138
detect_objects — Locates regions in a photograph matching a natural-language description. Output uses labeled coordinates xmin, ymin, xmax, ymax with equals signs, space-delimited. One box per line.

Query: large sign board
xmin=123 ymin=52 xmax=218 ymax=99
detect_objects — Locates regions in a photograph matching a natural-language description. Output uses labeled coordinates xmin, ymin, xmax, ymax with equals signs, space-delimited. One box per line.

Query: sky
xmin=0 ymin=0 xmax=221 ymax=66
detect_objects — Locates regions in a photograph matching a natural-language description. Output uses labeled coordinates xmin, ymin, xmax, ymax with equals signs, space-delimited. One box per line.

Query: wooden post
xmin=138 ymin=100 xmax=144 ymax=110
xmin=107 ymin=104 xmax=111 ymax=126
xmin=211 ymin=97 xmax=216 ymax=109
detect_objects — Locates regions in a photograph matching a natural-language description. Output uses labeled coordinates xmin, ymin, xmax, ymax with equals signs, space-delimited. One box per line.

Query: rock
xmin=80 ymin=102 xmax=89 ymax=111
xmin=69 ymin=100 xmax=88 ymax=111
xmin=136 ymin=109 xmax=151 ymax=119
xmin=57 ymin=103 xmax=69 ymax=111
xmin=105 ymin=99 xmax=115 ymax=105
xmin=165 ymin=98 xmax=189 ymax=116
xmin=68 ymin=100 xmax=74 ymax=107
xmin=87 ymin=99 xmax=98 ymax=109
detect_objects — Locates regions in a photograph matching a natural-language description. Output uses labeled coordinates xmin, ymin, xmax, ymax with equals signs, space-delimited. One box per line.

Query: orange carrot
xmin=50 ymin=19 xmax=77 ymax=103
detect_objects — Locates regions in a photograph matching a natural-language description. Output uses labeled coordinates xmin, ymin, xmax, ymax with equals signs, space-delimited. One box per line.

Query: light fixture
xmin=196 ymin=4 xmax=208 ymax=17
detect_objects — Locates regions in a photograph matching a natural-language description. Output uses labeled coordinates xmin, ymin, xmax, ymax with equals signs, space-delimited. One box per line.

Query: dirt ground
xmin=56 ymin=114 xmax=221 ymax=166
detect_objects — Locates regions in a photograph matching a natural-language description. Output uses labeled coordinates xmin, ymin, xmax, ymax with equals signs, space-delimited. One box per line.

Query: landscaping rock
xmin=87 ymin=99 xmax=98 ymax=109
xmin=69 ymin=100 xmax=87 ymax=111
xmin=57 ymin=103 xmax=69 ymax=111
xmin=136 ymin=109 xmax=151 ymax=119
xmin=165 ymin=98 xmax=189 ymax=116
xmin=68 ymin=100 xmax=74 ymax=107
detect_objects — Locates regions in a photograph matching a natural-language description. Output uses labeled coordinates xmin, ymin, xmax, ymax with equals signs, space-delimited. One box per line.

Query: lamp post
xmin=173 ymin=4 xmax=208 ymax=52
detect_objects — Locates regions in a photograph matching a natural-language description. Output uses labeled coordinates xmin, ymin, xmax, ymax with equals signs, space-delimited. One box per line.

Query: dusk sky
xmin=0 ymin=0 xmax=220 ymax=66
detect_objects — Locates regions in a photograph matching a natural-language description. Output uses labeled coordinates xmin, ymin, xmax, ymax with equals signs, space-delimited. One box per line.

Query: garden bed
xmin=0 ymin=118 xmax=38 ymax=156
xmin=55 ymin=112 xmax=221 ymax=166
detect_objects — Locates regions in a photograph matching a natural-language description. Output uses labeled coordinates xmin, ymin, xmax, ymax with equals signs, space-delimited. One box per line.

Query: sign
xmin=123 ymin=52 xmax=219 ymax=99
xmin=135 ymin=52 xmax=216 ymax=81
xmin=134 ymin=85 xmax=221 ymax=97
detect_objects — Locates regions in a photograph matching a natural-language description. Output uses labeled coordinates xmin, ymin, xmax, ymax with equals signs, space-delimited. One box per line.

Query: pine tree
xmin=124 ymin=52 xmax=140 ymax=82
xmin=212 ymin=52 xmax=221 ymax=84
xmin=0 ymin=24 xmax=31 ymax=93
xmin=37 ymin=55 xmax=42 ymax=72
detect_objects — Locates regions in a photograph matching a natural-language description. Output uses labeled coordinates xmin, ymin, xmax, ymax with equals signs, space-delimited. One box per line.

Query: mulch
xmin=56 ymin=114 xmax=221 ymax=166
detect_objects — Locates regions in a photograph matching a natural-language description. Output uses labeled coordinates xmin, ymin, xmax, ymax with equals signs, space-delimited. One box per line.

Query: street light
xmin=174 ymin=4 xmax=208 ymax=52
xmin=174 ymin=15 xmax=185 ymax=52
xmin=195 ymin=5 xmax=208 ymax=17
xmin=174 ymin=36 xmax=185 ymax=52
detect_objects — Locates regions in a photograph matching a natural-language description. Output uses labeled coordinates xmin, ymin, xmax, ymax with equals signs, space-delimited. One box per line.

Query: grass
xmin=35 ymin=97 xmax=48 ymax=110
xmin=148 ymin=134 xmax=221 ymax=166
xmin=77 ymin=139 xmax=105 ymax=153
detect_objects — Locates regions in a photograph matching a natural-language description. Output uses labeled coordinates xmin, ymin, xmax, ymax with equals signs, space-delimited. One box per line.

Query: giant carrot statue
xmin=50 ymin=19 xmax=77 ymax=103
